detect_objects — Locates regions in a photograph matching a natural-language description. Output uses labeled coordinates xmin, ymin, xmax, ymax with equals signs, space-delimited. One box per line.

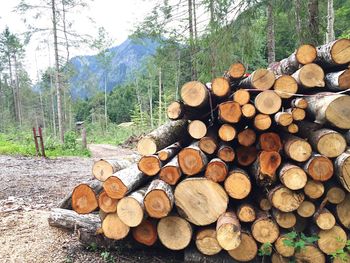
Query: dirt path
xmin=0 ymin=145 xmax=172 ymax=263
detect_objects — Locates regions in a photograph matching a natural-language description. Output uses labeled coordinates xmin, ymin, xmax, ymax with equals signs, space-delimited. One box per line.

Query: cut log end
xmin=228 ymin=62 xmax=246 ymax=79
xmin=159 ymin=166 xmax=181 ymax=186
xmin=275 ymin=235 xmax=295 ymax=257
xmin=144 ymin=189 xmax=172 ymax=219
xmin=242 ymin=103 xmax=256 ymax=118
xmin=338 ymin=69 xmax=350 ymax=89
xmin=212 ymin=77 xmax=230 ymax=98
xmin=199 ymin=137 xmax=217 ymax=155
xmin=216 ymin=212 xmax=241 ymax=251
xmin=305 ymin=155 xmax=334 ymax=182
xmin=102 ymin=213 xmax=130 ymax=240
xmin=233 ymin=89 xmax=250 ymax=105
xmin=167 ymin=101 xmax=184 ymax=120
xmin=103 ymin=176 xmax=127 ymax=199
xmin=297 ymin=200 xmax=316 ymax=218
xmin=295 ymin=63 xmax=325 ymax=88
xmin=92 ymin=160 xmax=114 ymax=182
xmin=255 ymin=90 xmax=282 ymax=115
xmin=218 ymin=101 xmax=242 ymax=123
xmin=188 ymin=120 xmax=207 ymax=139
xmin=327 ymin=186 xmax=346 ymax=204
xmin=236 ymin=146 xmax=257 ymax=166
xmin=72 ymin=184 xmax=98 ymax=214
xmin=296 ymin=44 xmax=317 ymax=64
xmin=336 ymin=194 xmax=350 ymax=230
xmin=195 ymin=228 xmax=222 ymax=256
xmin=251 ymin=215 xmax=279 ymax=243
xmin=259 ymin=132 xmax=282 ymax=152
xmin=318 ymin=225 xmax=347 ymax=255
xmin=224 ymin=169 xmax=251 ymax=200
xmin=137 ymin=137 xmax=157 ymax=156
xmin=269 ymin=185 xmax=304 ymax=212
xmin=331 ymin=38 xmax=350 ymax=65
xmin=217 ymin=145 xmax=235 ymax=162
xmin=304 ymin=180 xmax=325 ymax=199
xmin=279 ymin=164 xmax=307 ymax=190
xmin=295 ymin=245 xmax=326 ymax=263
xmin=218 ymin=124 xmax=236 ymax=142
xmin=138 ymin=155 xmax=161 ymax=176
xmin=237 ymin=204 xmax=256 ymax=222
xmin=98 ymin=191 xmax=118 ymax=213
xmin=251 ymin=69 xmax=276 ymax=90
xmin=254 ymin=114 xmax=271 ymax=131
xmin=325 ymin=95 xmax=350 ymax=129
xmin=238 ymin=128 xmax=256 ymax=147
xmin=316 ymin=132 xmax=346 ymax=158
xmin=228 ymin=232 xmax=258 ymax=262
xmin=132 ymin=219 xmax=158 ymax=246
xmin=178 ymin=147 xmax=206 ymax=176
xmin=181 ymin=81 xmax=208 ymax=108
xmin=315 ymin=209 xmax=336 ymax=230
xmin=205 ymin=158 xmax=228 ymax=183
xmin=274 ymin=75 xmax=298 ymax=99
xmin=117 ymin=197 xmax=144 ymax=227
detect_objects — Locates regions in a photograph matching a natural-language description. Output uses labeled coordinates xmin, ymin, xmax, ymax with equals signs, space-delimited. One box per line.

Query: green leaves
xmin=258 ymin=242 xmax=272 ymax=256
xmin=283 ymin=231 xmax=319 ymax=253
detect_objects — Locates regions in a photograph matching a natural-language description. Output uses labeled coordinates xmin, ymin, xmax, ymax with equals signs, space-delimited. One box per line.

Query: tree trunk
xmin=178 ymin=142 xmax=208 ymax=176
xmin=294 ymin=0 xmax=302 ymax=45
xmin=239 ymin=69 xmax=275 ymax=90
xmin=132 ymin=219 xmax=158 ymax=246
xmin=157 ymin=142 xmax=182 ymax=162
xmin=267 ymin=0 xmax=275 ymax=65
xmin=316 ymin=39 xmax=350 ymax=68
xmin=279 ymin=163 xmax=307 ymax=190
xmin=268 ymin=185 xmax=304 ymax=212
xmin=174 ymin=178 xmax=228 ymax=226
xmin=188 ymin=0 xmax=196 ymax=80
xmin=308 ymin=0 xmax=319 ymax=45
xmin=158 ymin=67 xmax=162 ymax=126
xmin=224 ymin=168 xmax=252 ymax=199
xmin=71 ymin=183 xmax=99 ymax=214
xmin=325 ymin=69 xmax=350 ymax=91
xmin=204 ymin=158 xmax=228 ymax=183
xmin=159 ymin=156 xmax=182 ymax=185
xmin=292 ymin=63 xmax=325 ymax=88
xmin=195 ymin=228 xmax=222 ymax=256
xmin=326 ymin=0 xmax=335 ymax=43
xmin=216 ymin=212 xmax=241 ymax=250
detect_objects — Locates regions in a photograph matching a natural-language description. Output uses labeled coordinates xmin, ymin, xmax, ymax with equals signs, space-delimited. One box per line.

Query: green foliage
xmin=258 ymin=242 xmax=272 ymax=256
xmin=283 ymin=231 xmax=319 ymax=253
xmin=100 ymin=251 xmax=115 ymax=263
xmin=330 ymin=238 xmax=350 ymax=262
xmin=86 ymin=242 xmax=98 ymax=252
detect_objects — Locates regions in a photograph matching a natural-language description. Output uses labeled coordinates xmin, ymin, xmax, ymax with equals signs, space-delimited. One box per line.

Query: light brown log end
xmin=72 ymin=184 xmax=98 ymax=214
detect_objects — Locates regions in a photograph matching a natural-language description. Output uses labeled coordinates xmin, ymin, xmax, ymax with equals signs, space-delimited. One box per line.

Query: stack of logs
xmin=50 ymin=38 xmax=350 ymax=263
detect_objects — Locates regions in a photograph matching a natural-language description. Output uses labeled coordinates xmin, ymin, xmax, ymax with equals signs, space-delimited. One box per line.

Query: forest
xmin=0 ymin=0 xmax=349 ymax=156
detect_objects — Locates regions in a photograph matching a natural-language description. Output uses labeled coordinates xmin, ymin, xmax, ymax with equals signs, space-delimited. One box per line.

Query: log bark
xmin=216 ymin=211 xmax=241 ymax=250
xmin=144 ymin=179 xmax=174 ymax=219
xmin=268 ymin=185 xmax=304 ymax=212
xmin=218 ymin=101 xmax=242 ymax=123
xmin=305 ymin=93 xmax=350 ymax=129
xmin=239 ymin=69 xmax=275 ymax=90
xmin=224 ymin=168 xmax=252 ymax=200
xmin=204 ymin=158 xmax=228 ymax=183
xmin=92 ymin=155 xmax=140 ymax=182
xmin=274 ymin=112 xmax=293 ymax=127
xmin=251 ymin=151 xmax=281 ymax=186
xmin=132 ymin=219 xmax=158 ymax=246
xmin=188 ymin=120 xmax=207 ymax=139
xmin=253 ymin=114 xmax=271 ymax=131
xmin=218 ymin=124 xmax=236 ymax=142
xmin=254 ymin=90 xmax=282 ymax=115
xmin=316 ymin=38 xmax=350 ymax=68
xmin=237 ymin=128 xmax=256 ymax=147
xmin=292 ymin=63 xmax=325 ymax=88
xmin=174 ymin=177 xmax=228 ymax=226
xmin=233 ymin=89 xmax=250 ymax=106
xmin=195 ymin=228 xmax=222 ymax=256
xmin=137 ymin=119 xmax=187 ymax=155
xmin=98 ymin=191 xmax=118 ymax=213
xmin=178 ymin=142 xmax=208 ymax=176
xmin=313 ymin=208 xmax=336 ymax=230
xmin=282 ymin=133 xmax=312 ymax=162
xmin=241 ymin=103 xmax=256 ymax=118
xmin=138 ymin=155 xmax=162 ymax=176
xmin=102 ymin=212 xmax=130 ymax=240
xmin=212 ymin=77 xmax=230 ymax=98
xmin=303 ymin=153 xmax=334 ymax=182
xmin=228 ymin=62 xmax=246 ymax=79
xmin=228 ymin=232 xmax=258 ymax=262
xmin=180 ymin=81 xmax=209 ymax=108
xmin=297 ymin=200 xmax=316 ymax=218
xmin=236 ymin=203 xmax=256 ymax=223
xmin=71 ymin=183 xmax=99 ymax=214
xmin=157 ymin=215 xmax=192 ymax=250
xmin=274 ymin=235 xmax=295 ymax=257
xmin=184 ymin=247 xmax=234 ymax=263
xmin=259 ymin=132 xmax=282 ymax=152
xmin=336 ymin=193 xmax=350 ymax=229
xmin=325 ymin=69 xmax=350 ymax=91
xmin=251 ymin=212 xmax=280 ymax=243
xmin=279 ymin=163 xmax=307 ymax=190
xmin=291 ymin=97 xmax=308 ymax=109
xmin=317 ymin=225 xmax=347 ymax=255
xmin=117 ymin=185 xmax=147 ymax=227
xmin=334 ymin=152 xmax=350 ymax=192
xmin=103 ymin=164 xmax=150 ymax=199
xmin=236 ymin=146 xmax=258 ymax=166
xmin=304 ymin=179 xmax=325 ymax=199
xmin=273 ymin=75 xmax=298 ymax=99
xmin=159 ymin=156 xmax=182 ymax=185
xmin=217 ymin=144 xmax=235 ymax=162
xmin=157 ymin=142 xmax=182 ymax=162
xmin=295 ymin=245 xmax=326 ymax=263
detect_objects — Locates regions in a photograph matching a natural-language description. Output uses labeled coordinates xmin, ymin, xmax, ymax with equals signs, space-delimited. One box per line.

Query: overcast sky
xmin=0 ymin=0 xmax=157 ymax=81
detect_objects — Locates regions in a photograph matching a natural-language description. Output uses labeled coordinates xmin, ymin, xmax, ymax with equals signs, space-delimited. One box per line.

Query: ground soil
xmin=0 ymin=145 xmax=181 ymax=263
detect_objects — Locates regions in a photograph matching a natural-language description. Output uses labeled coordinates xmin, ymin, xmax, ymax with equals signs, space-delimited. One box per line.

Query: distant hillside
xmin=69 ymin=38 xmax=158 ymax=98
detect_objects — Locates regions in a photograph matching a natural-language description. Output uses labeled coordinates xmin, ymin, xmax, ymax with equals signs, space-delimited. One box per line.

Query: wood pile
xmin=51 ymin=39 xmax=350 ymax=262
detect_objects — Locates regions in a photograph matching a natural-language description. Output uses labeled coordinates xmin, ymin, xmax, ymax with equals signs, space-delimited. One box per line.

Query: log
xmin=212 ymin=77 xmax=230 ymax=98
xmin=295 ymin=245 xmax=326 ymax=263
xmin=181 ymin=81 xmax=209 ymax=108
xmin=188 ymin=120 xmax=207 ymax=139
xmin=346 ymin=131 xmax=350 ymax=145
xmin=259 ymin=132 xmax=282 ymax=152
xmin=253 ymin=114 xmax=271 ymax=131
xmin=284 ymin=123 xmax=299 ymax=134
xmin=167 ymin=101 xmax=185 ymax=120
xmin=217 ymin=144 xmax=235 ymax=162
xmin=268 ymin=185 xmax=304 ymax=212
xmin=272 ymin=208 xmax=296 ymax=229
xmin=318 ymin=225 xmax=347 ymax=255
xmin=304 ymin=179 xmax=325 ymax=199
xmin=71 ymin=183 xmax=99 ymax=214
xmin=184 ymin=247 xmax=234 ymax=263
xmin=157 ymin=142 xmax=182 ymax=162
xmin=48 ymin=208 xmax=100 ymax=232
xmin=236 ymin=203 xmax=256 ymax=223
xmin=334 ymin=152 xmax=350 ymax=192
xmin=199 ymin=130 xmax=218 ymax=155
xmin=273 ymin=75 xmax=298 ymax=99
xmin=92 ymin=155 xmax=140 ymax=182
xmin=227 ymin=232 xmax=258 ymax=262
xmin=137 ymin=119 xmax=187 ymax=155
xmin=313 ymin=208 xmax=336 ymax=230
xmin=236 ymin=146 xmax=258 ymax=166
xmin=241 ymin=103 xmax=256 ymax=118
xmin=159 ymin=156 xmax=182 ymax=185
xmin=218 ymin=124 xmax=236 ymax=142
xmin=292 ymin=63 xmax=325 ymax=88
xmin=251 ymin=151 xmax=281 ymax=186
xmin=174 ymin=178 xmax=228 ymax=226
xmin=144 ymin=179 xmax=174 ymax=219
xmin=239 ymin=69 xmax=275 ymax=90
xmin=286 ymin=107 xmax=305 ymax=121
xmin=233 ymin=89 xmax=250 ymax=106
xmin=138 ymin=155 xmax=162 ymax=176
xmin=254 ymin=90 xmax=282 ymax=115
xmin=305 ymin=93 xmax=350 ymax=129
xmin=326 ymin=184 xmax=346 ymax=204
xmin=101 ymin=212 xmax=130 ymax=240
xmin=279 ymin=163 xmax=307 ymax=190
xmin=304 ymin=154 xmax=334 ymax=182
xmin=216 ymin=211 xmax=241 ymax=250
xmin=297 ymin=200 xmax=316 ymax=218
xmin=117 ymin=185 xmax=147 ymax=227
xmin=274 ymin=112 xmax=293 ymax=127
xmin=228 ymin=62 xmax=246 ymax=79
xmin=325 ymin=69 xmax=350 ymax=91
xmin=218 ymin=101 xmax=242 ymax=123
xmin=336 ymin=193 xmax=350 ymax=229
xmin=103 ymin=164 xmax=149 ymax=199
xmin=274 ymin=234 xmax=295 ymax=257
xmin=178 ymin=142 xmax=208 ymax=176
xmin=316 ymin=38 xmax=350 ymax=67
xmin=258 ymin=196 xmax=272 ymax=211
xmin=291 ymin=97 xmax=308 ymax=109
xmin=195 ymin=228 xmax=222 ymax=256
xmin=282 ymin=133 xmax=312 ymax=162
xmin=237 ymin=128 xmax=256 ymax=147
xmin=224 ymin=168 xmax=252 ymax=200
xmin=98 ymin=191 xmax=118 ymax=213
xmin=271 ymin=253 xmax=289 ymax=263
xmin=251 ymin=212 xmax=280 ymax=243
xmin=131 ymin=219 xmax=158 ymax=246
xmin=204 ymin=158 xmax=228 ymax=183
xmin=157 ymin=215 xmax=192 ymax=250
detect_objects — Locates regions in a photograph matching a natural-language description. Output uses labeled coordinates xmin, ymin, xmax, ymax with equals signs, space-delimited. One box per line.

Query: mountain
xmin=69 ymin=38 xmax=158 ymax=99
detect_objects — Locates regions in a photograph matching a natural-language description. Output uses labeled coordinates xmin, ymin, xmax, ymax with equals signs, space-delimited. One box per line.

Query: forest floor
xmin=0 ymin=145 xmax=181 ymax=263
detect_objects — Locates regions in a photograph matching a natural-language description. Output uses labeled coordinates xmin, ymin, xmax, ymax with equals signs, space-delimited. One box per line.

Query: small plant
xmin=86 ymin=242 xmax=98 ymax=252
xmin=258 ymin=242 xmax=272 ymax=256
xmin=283 ymin=231 xmax=319 ymax=253
xmin=330 ymin=238 xmax=350 ymax=262
xmin=100 ymin=251 xmax=115 ymax=263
